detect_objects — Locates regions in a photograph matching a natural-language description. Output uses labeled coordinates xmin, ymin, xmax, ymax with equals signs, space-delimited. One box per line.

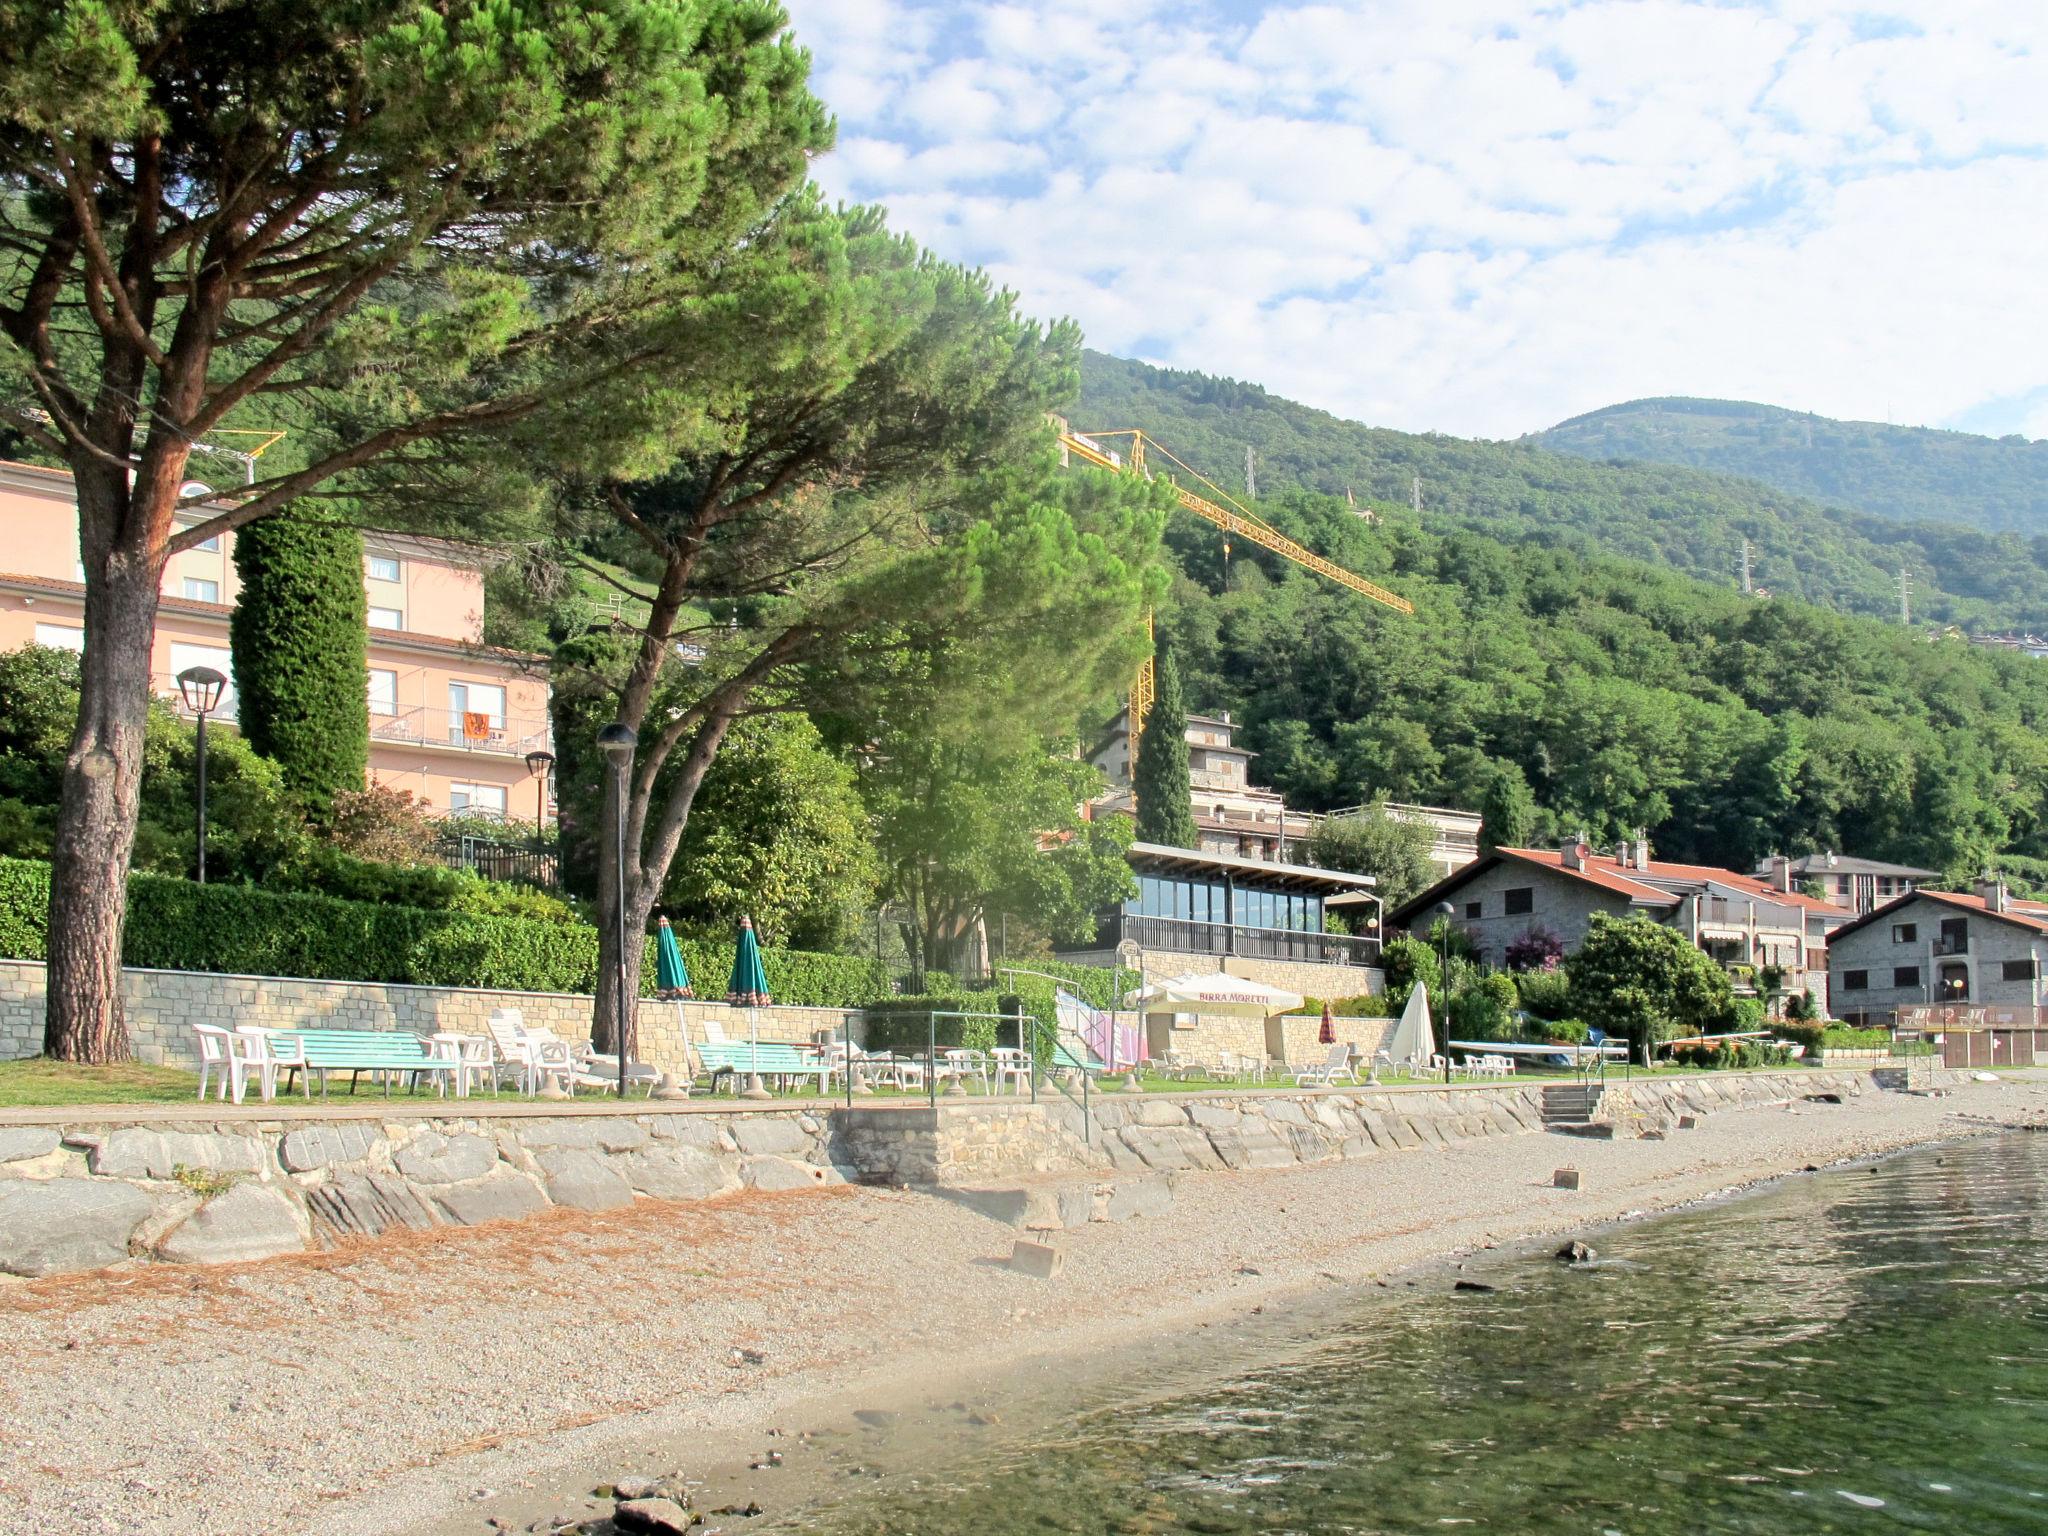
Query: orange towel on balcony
xmin=462 ymin=711 xmax=492 ymax=741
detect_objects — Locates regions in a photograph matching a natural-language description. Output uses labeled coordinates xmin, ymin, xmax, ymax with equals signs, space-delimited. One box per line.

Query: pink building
xmin=0 ymin=460 xmax=553 ymax=823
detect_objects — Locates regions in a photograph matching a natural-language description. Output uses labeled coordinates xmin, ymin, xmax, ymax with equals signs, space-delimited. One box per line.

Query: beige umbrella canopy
xmin=1122 ymin=970 xmax=1305 ymax=1019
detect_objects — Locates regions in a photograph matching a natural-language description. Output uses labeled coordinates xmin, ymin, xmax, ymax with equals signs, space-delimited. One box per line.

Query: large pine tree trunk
xmin=42 ymin=525 xmax=162 ymax=1063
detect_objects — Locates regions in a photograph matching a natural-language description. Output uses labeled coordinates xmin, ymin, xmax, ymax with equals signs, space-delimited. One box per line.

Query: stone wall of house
xmin=0 ymin=960 xmax=859 ymax=1076
xmin=0 ymin=1067 xmax=1902 ymax=1279
xmin=1828 ymin=899 xmax=2048 ymax=1019
xmin=1402 ymin=859 xmax=1638 ymax=963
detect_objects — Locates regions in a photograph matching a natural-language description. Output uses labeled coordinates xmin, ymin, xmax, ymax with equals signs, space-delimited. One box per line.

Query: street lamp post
xmin=1433 ymin=900 xmax=1455 ymax=1083
xmin=523 ymin=749 xmax=554 ymax=839
xmin=596 ymin=722 xmax=638 ymax=1100
xmin=176 ymin=667 xmax=227 ymax=884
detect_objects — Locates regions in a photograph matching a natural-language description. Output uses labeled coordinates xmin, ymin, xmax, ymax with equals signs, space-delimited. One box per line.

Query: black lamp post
xmin=596 ymin=722 xmax=638 ymax=1099
xmin=1433 ymin=900 xmax=1455 ymax=1083
xmin=523 ymin=749 xmax=555 ymax=838
xmin=176 ymin=667 xmax=227 ymax=884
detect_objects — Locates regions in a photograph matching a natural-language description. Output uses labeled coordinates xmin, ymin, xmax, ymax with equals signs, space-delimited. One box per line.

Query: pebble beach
xmin=2 ymin=1073 xmax=2043 ymax=1536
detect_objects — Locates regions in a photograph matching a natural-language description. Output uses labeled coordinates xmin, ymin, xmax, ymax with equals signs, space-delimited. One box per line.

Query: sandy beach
xmin=2 ymin=1072 xmax=2043 ymax=1536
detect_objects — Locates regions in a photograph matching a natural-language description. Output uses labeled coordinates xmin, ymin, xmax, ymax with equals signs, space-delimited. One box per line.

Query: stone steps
xmin=1539 ymin=1083 xmax=1606 ymax=1130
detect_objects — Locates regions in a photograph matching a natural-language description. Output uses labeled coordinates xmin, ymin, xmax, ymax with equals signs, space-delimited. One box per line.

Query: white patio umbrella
xmin=1121 ymin=970 xmax=1305 ymax=1018
xmin=1383 ymin=982 xmax=1437 ymax=1070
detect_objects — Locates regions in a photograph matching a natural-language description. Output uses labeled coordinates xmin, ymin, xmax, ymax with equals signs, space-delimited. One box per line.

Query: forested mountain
xmin=1076 ymin=353 xmax=2048 ymax=632
xmin=1138 ymin=483 xmax=2048 ymax=885
xmin=1534 ymin=397 xmax=2048 ymax=535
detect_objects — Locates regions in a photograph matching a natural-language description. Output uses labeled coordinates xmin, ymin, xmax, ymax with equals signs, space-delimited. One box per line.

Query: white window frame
xmin=366 ymin=555 xmax=401 ymax=583
xmin=449 ymin=782 xmax=507 ymax=816
xmin=182 ymin=576 xmax=221 ymax=603
xmin=448 ymin=680 xmax=507 ymax=727
xmin=367 ymin=668 xmax=398 ymax=716
xmin=33 ymin=622 xmax=84 ymax=652
xmin=367 ymin=605 xmax=404 ymax=630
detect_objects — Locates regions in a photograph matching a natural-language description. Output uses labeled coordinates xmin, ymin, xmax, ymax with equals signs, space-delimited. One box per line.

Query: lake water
xmin=780 ymin=1134 xmax=2048 ymax=1535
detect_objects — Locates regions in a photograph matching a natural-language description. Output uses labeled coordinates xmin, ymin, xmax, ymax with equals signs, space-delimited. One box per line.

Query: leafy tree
xmin=1 ymin=0 xmax=831 ymax=1060
xmin=326 ymin=784 xmax=441 ymax=867
xmin=1480 ymin=763 xmax=1538 ymax=852
xmin=1134 ymin=646 xmax=1197 ymax=847
xmin=1504 ymin=924 xmax=1566 ymax=971
xmin=1449 ymin=971 xmax=1518 ymax=1041
xmin=1566 ymin=913 xmax=1735 ymax=1063
xmin=1308 ymin=799 xmax=1436 ymax=908
xmin=230 ymin=511 xmax=369 ymax=814
xmin=549 ymin=202 xmax=1169 ymax=1047
xmin=0 ymin=644 xmax=306 ymax=882
xmin=661 ymin=714 xmax=876 ymax=952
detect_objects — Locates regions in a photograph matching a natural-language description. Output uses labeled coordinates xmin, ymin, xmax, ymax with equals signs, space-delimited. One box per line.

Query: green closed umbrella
xmin=655 ymin=917 xmax=692 ymax=999
xmin=727 ymin=917 xmax=773 ymax=1098
xmin=726 ymin=916 xmax=772 ymax=1006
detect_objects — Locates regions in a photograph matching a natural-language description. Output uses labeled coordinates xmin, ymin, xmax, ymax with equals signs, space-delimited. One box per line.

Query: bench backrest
xmin=274 ymin=1029 xmax=437 ymax=1067
xmin=697 ymin=1041 xmax=825 ymax=1072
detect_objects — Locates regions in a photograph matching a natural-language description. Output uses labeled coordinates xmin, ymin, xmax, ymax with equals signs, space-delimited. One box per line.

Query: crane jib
xmin=1058 ymin=430 xmax=1413 ymax=616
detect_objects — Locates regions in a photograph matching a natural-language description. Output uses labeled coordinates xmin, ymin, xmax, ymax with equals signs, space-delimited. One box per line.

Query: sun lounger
xmin=1294 ymin=1041 xmax=1362 ymax=1088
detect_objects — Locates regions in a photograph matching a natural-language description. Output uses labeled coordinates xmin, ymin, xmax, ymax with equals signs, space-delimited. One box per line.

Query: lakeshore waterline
xmin=778 ymin=1133 xmax=2048 ymax=1536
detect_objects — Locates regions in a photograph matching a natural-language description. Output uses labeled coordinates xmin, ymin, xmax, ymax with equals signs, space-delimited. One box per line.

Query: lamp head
xmin=176 ymin=666 xmax=226 ymax=715
xmin=595 ymin=722 xmax=637 ymax=766
xmin=524 ymin=748 xmax=555 ymax=778
xmin=1433 ymin=901 xmax=1454 ymax=919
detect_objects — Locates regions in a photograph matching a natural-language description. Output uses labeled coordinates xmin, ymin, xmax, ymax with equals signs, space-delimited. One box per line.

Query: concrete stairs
xmin=1540 ymin=1082 xmax=1611 ymax=1137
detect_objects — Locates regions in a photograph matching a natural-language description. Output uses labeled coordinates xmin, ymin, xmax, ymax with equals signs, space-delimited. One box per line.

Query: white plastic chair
xmin=194 ymin=1024 xmax=232 ymax=1101
xmin=940 ymin=1048 xmax=990 ymax=1094
xmin=237 ymin=1024 xmax=310 ymax=1099
xmin=991 ymin=1046 xmax=1032 ymax=1095
xmin=196 ymin=1024 xmax=273 ymax=1104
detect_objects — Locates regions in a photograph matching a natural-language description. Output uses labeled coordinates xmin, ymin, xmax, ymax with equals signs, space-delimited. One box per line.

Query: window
xmin=32 ymin=622 xmax=84 ymax=652
xmin=1504 ymin=887 xmax=1534 ymax=916
xmin=1892 ymin=923 xmax=1917 ymax=944
xmin=366 ymin=555 xmax=401 ymax=583
xmin=368 ymin=605 xmax=404 ymax=629
xmin=1464 ymin=900 xmax=1483 ymax=920
xmin=1893 ymin=966 xmax=1921 ymax=989
xmin=1842 ymin=970 xmax=1868 ymax=991
xmin=2003 ymin=960 xmax=2038 ymax=983
xmin=449 ymin=783 xmax=507 ymax=816
xmin=182 ymin=577 xmax=220 ymax=603
xmin=367 ymin=669 xmax=397 ymax=715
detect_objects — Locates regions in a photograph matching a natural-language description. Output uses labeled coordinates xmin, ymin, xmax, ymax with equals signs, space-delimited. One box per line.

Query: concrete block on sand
xmin=1007 ymin=1238 xmax=1064 ymax=1279
xmin=1553 ymin=1168 xmax=1582 ymax=1190
xmin=0 ymin=1178 xmax=152 ymax=1276
xmin=157 ymin=1183 xmax=307 ymax=1265
xmin=1677 ymin=1115 xmax=1700 ymax=1130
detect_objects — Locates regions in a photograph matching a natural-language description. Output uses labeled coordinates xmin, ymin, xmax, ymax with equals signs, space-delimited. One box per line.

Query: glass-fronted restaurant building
xmin=1075 ymin=840 xmax=1382 ymax=966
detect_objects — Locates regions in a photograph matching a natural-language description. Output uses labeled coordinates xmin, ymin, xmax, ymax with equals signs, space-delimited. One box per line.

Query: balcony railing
xmin=1933 ymin=934 xmax=1969 ymax=956
xmin=1095 ymin=911 xmax=1381 ymax=967
xmin=370 ymin=705 xmax=552 ymax=758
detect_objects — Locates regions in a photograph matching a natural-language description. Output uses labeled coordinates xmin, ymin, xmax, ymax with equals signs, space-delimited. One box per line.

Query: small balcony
xmin=1933 ymin=934 xmax=1969 ymax=957
xmin=1091 ymin=911 xmax=1381 ymax=967
xmin=370 ymin=705 xmax=552 ymax=758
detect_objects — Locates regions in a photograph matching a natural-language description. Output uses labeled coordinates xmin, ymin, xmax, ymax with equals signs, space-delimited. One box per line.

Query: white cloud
xmin=787 ymin=0 xmax=2048 ymax=438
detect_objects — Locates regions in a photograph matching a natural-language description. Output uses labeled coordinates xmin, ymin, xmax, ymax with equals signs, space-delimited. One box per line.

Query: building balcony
xmin=1093 ymin=911 xmax=1381 ymax=967
xmin=370 ymin=705 xmax=552 ymax=759
xmin=1933 ymin=934 xmax=1969 ymax=956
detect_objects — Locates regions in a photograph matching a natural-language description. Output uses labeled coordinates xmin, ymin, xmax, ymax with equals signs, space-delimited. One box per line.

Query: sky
xmin=783 ymin=0 xmax=2048 ymax=442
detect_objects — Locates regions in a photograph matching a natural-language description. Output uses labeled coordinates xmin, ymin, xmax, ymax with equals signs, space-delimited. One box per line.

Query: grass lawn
xmin=0 ymin=1058 xmax=203 ymax=1108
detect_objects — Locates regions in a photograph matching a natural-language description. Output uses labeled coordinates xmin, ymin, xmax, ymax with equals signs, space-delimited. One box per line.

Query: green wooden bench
xmin=695 ymin=1041 xmax=834 ymax=1093
xmin=270 ymin=1029 xmax=456 ymax=1096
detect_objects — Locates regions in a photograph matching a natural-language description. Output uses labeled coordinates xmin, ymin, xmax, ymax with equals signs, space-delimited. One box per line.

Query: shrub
xmin=326 ymin=784 xmax=442 ymax=865
xmin=1772 ymin=1022 xmax=1825 ymax=1061
xmin=1286 ymin=993 xmax=1390 ymax=1017
xmin=1821 ymin=1025 xmax=1892 ymax=1051
xmin=1732 ymin=996 xmax=1767 ymax=1032
xmin=1783 ymin=987 xmax=1818 ymax=1022
xmin=1504 ymin=924 xmax=1566 ymax=972
xmin=1450 ymin=972 xmax=1518 ymax=1040
xmin=1538 ymin=1017 xmax=1590 ymax=1044
xmin=1513 ymin=967 xmax=1573 ymax=1022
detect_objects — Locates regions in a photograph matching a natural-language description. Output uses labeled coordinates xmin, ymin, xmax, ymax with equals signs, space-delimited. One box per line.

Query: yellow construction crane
xmin=1056 ymin=423 xmax=1412 ymax=751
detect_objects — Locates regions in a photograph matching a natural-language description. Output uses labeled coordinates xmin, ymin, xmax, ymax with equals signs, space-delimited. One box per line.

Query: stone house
xmin=1389 ymin=839 xmax=1851 ymax=1000
xmin=1754 ymin=852 xmax=1940 ymax=915
xmin=1826 ymin=882 xmax=2048 ymax=1023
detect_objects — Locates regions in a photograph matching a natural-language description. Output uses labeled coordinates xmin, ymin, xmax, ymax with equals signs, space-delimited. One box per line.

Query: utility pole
xmin=1897 ymin=567 xmax=1913 ymax=625
xmin=1244 ymin=445 xmax=1257 ymax=500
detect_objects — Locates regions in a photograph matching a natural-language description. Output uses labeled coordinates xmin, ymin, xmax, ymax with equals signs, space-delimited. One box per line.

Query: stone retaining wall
xmin=0 ymin=1069 xmax=1898 ymax=1280
xmin=0 ymin=959 xmax=859 ymax=1077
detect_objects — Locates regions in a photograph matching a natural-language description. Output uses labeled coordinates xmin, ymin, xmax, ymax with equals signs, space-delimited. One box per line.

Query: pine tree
xmin=230 ymin=511 xmax=370 ymax=816
xmin=1135 ymin=647 xmax=1198 ymax=848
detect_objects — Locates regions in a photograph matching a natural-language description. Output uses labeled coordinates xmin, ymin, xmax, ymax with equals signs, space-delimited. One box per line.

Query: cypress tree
xmin=230 ymin=510 xmax=370 ymax=816
xmin=1134 ymin=646 xmax=1198 ymax=848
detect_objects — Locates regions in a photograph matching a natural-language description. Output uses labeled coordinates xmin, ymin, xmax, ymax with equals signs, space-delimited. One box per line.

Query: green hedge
xmin=0 ymin=856 xmax=1071 ymax=1008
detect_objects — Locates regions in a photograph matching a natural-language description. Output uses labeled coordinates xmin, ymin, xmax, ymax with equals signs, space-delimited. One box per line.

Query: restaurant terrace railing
xmin=1094 ymin=911 xmax=1381 ymax=966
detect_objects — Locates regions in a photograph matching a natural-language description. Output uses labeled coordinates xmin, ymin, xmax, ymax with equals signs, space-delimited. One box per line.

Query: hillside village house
xmin=1827 ymin=882 xmax=2048 ymax=1022
xmin=1754 ymin=852 xmax=1939 ymax=915
xmin=1087 ymin=705 xmax=1482 ymax=875
xmin=1390 ymin=838 xmax=1852 ymax=1003
xmin=0 ymin=460 xmax=552 ymax=821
